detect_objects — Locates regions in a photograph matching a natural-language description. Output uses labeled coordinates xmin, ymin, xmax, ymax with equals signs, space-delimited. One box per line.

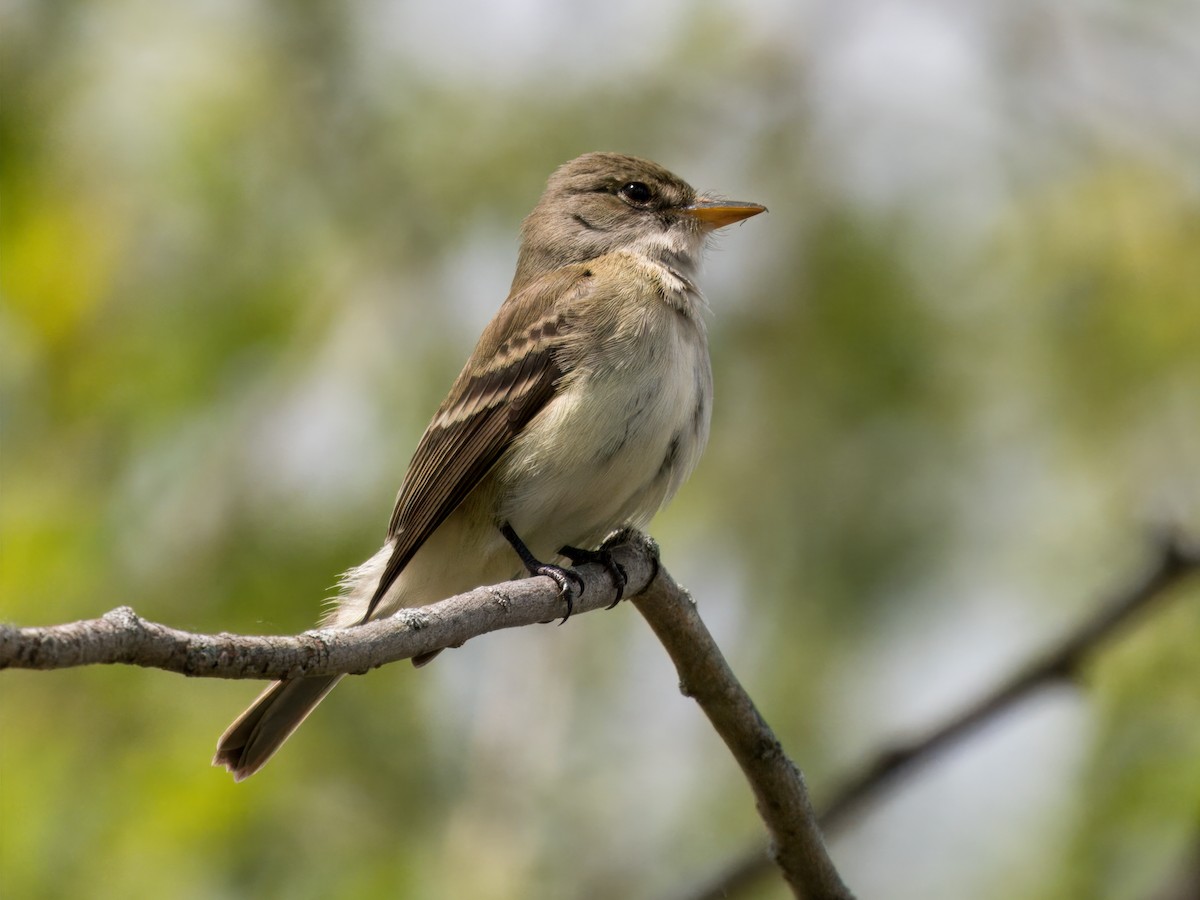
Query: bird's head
xmin=513 ymin=152 xmax=765 ymax=291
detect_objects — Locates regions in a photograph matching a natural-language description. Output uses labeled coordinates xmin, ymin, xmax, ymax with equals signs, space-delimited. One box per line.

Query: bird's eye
xmin=618 ymin=181 xmax=653 ymax=205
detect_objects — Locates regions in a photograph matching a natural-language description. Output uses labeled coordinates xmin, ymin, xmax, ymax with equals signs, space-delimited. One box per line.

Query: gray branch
xmin=0 ymin=534 xmax=852 ymax=900
xmin=679 ymin=534 xmax=1200 ymax=900
xmin=0 ymin=543 xmax=656 ymax=678
xmin=634 ymin=564 xmax=856 ymax=900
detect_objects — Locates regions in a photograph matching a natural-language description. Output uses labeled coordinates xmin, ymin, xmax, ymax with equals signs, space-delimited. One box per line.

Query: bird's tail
xmin=213 ymin=675 xmax=343 ymax=781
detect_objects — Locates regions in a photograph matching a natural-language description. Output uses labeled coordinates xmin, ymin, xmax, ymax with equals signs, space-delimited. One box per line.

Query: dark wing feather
xmin=361 ymin=266 xmax=590 ymax=621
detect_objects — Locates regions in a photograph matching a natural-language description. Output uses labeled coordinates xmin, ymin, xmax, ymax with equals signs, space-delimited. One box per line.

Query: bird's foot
xmin=531 ymin=562 xmax=585 ymax=621
xmin=500 ymin=522 xmax=584 ymax=623
xmin=602 ymin=526 xmax=662 ymax=588
xmin=559 ymin=545 xmax=628 ymax=608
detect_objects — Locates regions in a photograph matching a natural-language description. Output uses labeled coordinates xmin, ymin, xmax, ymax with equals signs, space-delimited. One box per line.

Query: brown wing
xmin=361 ymin=266 xmax=591 ymax=621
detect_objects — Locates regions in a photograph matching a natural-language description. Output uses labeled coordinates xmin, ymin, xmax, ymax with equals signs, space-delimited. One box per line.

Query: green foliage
xmin=3 ymin=2 xmax=1199 ymax=899
xmin=1052 ymin=588 xmax=1200 ymax=900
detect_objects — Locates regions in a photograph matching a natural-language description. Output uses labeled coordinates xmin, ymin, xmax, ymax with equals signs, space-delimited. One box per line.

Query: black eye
xmin=618 ymin=181 xmax=652 ymax=205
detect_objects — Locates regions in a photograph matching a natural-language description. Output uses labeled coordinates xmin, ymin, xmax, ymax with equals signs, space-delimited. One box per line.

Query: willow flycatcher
xmin=214 ymin=152 xmax=765 ymax=779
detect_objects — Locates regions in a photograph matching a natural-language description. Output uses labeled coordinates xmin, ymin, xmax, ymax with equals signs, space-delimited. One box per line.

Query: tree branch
xmin=0 ymin=541 xmax=657 ymax=677
xmin=634 ymin=559 xmax=856 ymax=900
xmin=1 ymin=533 xmax=854 ymax=899
xmin=679 ymin=535 xmax=1200 ymax=900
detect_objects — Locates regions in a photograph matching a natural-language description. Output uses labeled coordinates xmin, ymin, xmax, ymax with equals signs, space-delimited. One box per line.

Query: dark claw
xmin=560 ymin=545 xmax=628 ymax=608
xmin=500 ymin=522 xmax=584 ymax=623
xmin=532 ymin=563 xmax=585 ymax=622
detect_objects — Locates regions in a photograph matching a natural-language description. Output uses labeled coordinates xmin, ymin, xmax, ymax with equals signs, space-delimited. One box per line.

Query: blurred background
xmin=3 ymin=1 xmax=1199 ymax=898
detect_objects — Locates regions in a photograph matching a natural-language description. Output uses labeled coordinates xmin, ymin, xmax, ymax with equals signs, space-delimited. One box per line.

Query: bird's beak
xmin=683 ymin=198 xmax=767 ymax=230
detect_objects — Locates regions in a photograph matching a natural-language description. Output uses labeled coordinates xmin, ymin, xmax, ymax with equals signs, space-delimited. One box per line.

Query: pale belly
xmin=334 ymin=338 xmax=710 ymax=626
xmin=494 ymin=310 xmax=712 ymax=558
xmin=334 ymin=285 xmax=713 ymax=625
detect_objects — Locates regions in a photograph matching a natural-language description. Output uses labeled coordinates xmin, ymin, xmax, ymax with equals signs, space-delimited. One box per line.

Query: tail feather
xmin=213 ymin=675 xmax=343 ymax=781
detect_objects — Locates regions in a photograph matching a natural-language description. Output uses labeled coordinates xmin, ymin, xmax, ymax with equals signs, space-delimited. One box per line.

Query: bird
xmin=213 ymin=152 xmax=766 ymax=780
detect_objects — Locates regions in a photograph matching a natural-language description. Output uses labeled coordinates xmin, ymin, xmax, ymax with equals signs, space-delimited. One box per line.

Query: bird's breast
xmin=496 ymin=288 xmax=712 ymax=554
